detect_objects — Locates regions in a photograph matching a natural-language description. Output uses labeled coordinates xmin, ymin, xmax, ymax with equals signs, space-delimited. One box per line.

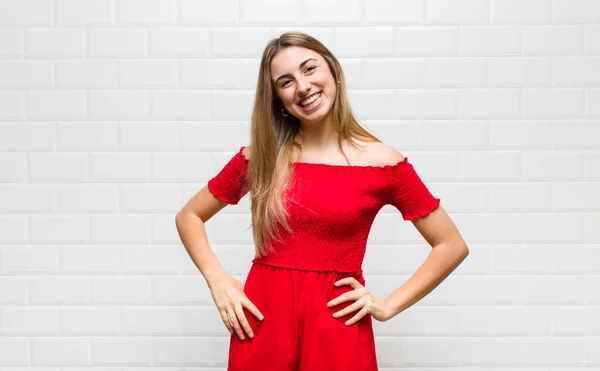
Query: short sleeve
xmin=383 ymin=157 xmax=441 ymax=220
xmin=207 ymin=146 xmax=250 ymax=205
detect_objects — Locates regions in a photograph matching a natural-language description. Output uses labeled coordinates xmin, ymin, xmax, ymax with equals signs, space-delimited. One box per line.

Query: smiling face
xmin=270 ymin=46 xmax=337 ymax=125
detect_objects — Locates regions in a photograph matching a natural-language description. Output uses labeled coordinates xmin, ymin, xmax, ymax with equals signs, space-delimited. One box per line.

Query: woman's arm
xmin=175 ymin=185 xmax=230 ymax=285
xmin=383 ymin=204 xmax=469 ymax=318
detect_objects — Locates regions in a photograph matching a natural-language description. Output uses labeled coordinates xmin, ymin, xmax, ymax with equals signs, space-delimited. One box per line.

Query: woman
xmin=175 ymin=32 xmax=469 ymax=370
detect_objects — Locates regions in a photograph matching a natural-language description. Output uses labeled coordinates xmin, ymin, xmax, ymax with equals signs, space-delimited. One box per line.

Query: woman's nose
xmin=296 ymin=77 xmax=311 ymax=95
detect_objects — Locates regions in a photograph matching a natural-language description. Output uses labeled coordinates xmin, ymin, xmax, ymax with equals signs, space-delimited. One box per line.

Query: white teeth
xmin=300 ymin=92 xmax=321 ymax=106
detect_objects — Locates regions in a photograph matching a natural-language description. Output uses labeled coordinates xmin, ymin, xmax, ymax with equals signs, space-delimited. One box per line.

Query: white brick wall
xmin=0 ymin=0 xmax=598 ymax=369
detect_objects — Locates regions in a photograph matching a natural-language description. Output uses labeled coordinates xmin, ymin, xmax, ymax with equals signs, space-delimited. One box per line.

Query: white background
xmin=0 ymin=0 xmax=599 ymax=369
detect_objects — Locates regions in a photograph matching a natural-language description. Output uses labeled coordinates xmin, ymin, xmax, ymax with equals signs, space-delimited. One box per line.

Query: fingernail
xmin=249 ymin=332 xmax=254 ymax=338
xmin=332 ymin=313 xmax=338 ymax=318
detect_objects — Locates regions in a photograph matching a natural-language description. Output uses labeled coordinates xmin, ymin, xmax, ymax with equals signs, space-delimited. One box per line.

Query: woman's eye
xmin=306 ymin=66 xmax=315 ymax=72
xmin=281 ymin=80 xmax=291 ymax=87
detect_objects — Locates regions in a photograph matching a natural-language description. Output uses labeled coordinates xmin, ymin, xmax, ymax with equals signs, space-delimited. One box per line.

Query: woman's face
xmin=270 ymin=46 xmax=337 ymax=125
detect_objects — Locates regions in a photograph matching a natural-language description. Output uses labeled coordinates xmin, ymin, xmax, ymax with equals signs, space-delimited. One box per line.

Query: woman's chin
xmin=296 ymin=102 xmax=331 ymax=123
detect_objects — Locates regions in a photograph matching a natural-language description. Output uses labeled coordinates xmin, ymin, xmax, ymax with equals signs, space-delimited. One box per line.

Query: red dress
xmin=208 ymin=146 xmax=441 ymax=371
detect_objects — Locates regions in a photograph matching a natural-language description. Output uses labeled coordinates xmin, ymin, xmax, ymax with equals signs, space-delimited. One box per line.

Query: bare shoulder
xmin=364 ymin=141 xmax=405 ymax=167
xmin=242 ymin=145 xmax=251 ymax=160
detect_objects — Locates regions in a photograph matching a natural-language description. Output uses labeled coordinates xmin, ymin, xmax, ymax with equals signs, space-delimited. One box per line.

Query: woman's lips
xmin=298 ymin=92 xmax=322 ymax=112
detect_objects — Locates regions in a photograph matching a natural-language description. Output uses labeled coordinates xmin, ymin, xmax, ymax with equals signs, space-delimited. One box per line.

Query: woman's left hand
xmin=326 ymin=277 xmax=393 ymax=326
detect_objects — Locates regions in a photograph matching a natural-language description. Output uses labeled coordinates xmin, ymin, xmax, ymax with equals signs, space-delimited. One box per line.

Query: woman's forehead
xmin=271 ymin=47 xmax=320 ymax=75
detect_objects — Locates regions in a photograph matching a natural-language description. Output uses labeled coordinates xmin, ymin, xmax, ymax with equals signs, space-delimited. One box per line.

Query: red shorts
xmin=227 ymin=262 xmax=378 ymax=370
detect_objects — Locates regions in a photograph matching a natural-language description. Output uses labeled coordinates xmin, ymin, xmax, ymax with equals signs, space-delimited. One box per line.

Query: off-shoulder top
xmin=207 ymin=146 xmax=440 ymax=273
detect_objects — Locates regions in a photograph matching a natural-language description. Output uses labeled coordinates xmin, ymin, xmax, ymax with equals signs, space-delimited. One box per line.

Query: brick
xmin=490 ymin=120 xmax=553 ymax=149
xmin=60 ymin=307 xmax=120 ymax=335
xmin=522 ymin=151 xmax=585 ymax=181
xmin=179 ymin=0 xmax=238 ymax=25
xmin=0 ymin=122 xmax=55 ymax=152
xmin=397 ymin=27 xmax=458 ymax=56
xmin=1 ymin=246 xmax=58 ymax=274
xmin=118 ymin=184 xmax=182 ymax=212
xmin=0 ymin=216 xmax=27 ymax=244
xmin=523 ymin=26 xmax=584 ymax=56
xmin=59 ymin=245 xmax=120 ymax=274
xmin=428 ymin=0 xmax=489 ymax=25
xmin=554 ymin=0 xmax=600 ymax=24
xmin=28 ymin=215 xmax=89 ymax=244
xmin=0 ymin=29 xmax=24 ymax=57
xmin=363 ymin=58 xmax=425 ymax=88
xmin=240 ymin=0 xmax=300 ymax=25
xmin=303 ymin=0 xmax=362 ymax=24
xmin=56 ymin=0 xmax=113 ymax=26
xmin=457 ymin=89 xmax=520 ymax=118
xmin=0 ymin=277 xmax=29 ymax=304
xmin=27 ymin=91 xmax=87 ymax=121
xmin=0 ymin=0 xmax=52 ymax=26
xmin=490 ymin=57 xmax=551 ymax=87
xmin=0 ymin=338 xmax=30 ymax=366
xmin=334 ymin=27 xmax=395 ymax=57
xmin=210 ymin=28 xmax=272 ymax=57
xmin=30 ymin=276 xmax=89 ymax=305
xmin=56 ymin=122 xmax=118 ymax=151
xmin=25 ymin=29 xmax=85 ymax=58
xmin=57 ymin=60 xmax=116 ymax=88
xmin=0 ymin=92 xmax=25 ymax=120
xmin=554 ymin=120 xmax=600 ymax=148
xmin=119 ymin=121 xmax=179 ymax=151
xmin=491 ymin=0 xmax=551 ymax=24
xmin=122 ymin=307 xmax=182 ymax=335
xmin=117 ymin=60 xmax=178 ymax=88
xmin=365 ymin=0 xmax=424 ymax=24
xmin=87 ymin=28 xmax=147 ymax=58
xmin=0 ymin=61 xmax=54 ymax=89
xmin=88 ymin=90 xmax=149 ymax=120
xmin=522 ymin=88 xmax=585 ymax=118
xmin=425 ymin=57 xmax=488 ymax=87
xmin=587 ymin=25 xmax=600 ymax=55
xmin=489 ymin=307 xmax=551 ymax=335
xmin=211 ymin=91 xmax=255 ymax=120
xmin=28 ymin=153 xmax=88 ymax=182
xmin=150 ymin=91 xmax=210 ymax=120
xmin=553 ymin=57 xmax=600 ymax=87
xmin=90 ymin=215 xmax=151 ymax=244
xmin=148 ymin=27 xmax=209 ymax=57
xmin=0 ymin=184 xmax=56 ymax=212
xmin=115 ymin=0 xmax=175 ymax=25
xmin=460 ymin=26 xmax=522 ymax=56
xmin=2 ymin=307 xmax=58 ymax=335
xmin=89 ymin=153 xmax=151 ymax=182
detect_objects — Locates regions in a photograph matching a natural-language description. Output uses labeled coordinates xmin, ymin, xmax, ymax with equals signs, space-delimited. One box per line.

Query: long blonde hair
xmin=248 ymin=31 xmax=380 ymax=258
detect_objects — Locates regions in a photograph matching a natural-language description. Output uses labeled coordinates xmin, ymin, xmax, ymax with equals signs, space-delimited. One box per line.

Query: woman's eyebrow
xmin=274 ymin=58 xmax=318 ymax=84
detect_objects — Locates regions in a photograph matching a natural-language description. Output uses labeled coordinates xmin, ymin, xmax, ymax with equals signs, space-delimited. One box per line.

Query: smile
xmin=298 ymin=92 xmax=322 ymax=109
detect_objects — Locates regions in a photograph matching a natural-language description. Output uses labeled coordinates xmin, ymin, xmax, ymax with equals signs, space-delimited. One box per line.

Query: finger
xmin=227 ymin=308 xmax=245 ymax=340
xmin=334 ymin=277 xmax=362 ymax=289
xmin=219 ymin=309 xmax=233 ymax=334
xmin=234 ymin=305 xmax=254 ymax=339
xmin=345 ymin=305 xmax=370 ymax=326
xmin=242 ymin=298 xmax=264 ymax=321
xmin=332 ymin=297 xmax=366 ymax=318
xmin=327 ymin=290 xmax=359 ymax=308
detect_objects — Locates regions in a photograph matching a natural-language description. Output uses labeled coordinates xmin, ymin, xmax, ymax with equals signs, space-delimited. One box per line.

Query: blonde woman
xmin=176 ymin=31 xmax=469 ymax=370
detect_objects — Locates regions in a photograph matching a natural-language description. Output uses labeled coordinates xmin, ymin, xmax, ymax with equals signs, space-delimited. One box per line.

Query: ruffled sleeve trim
xmin=382 ymin=157 xmax=441 ymax=221
xmin=207 ymin=146 xmax=249 ymax=205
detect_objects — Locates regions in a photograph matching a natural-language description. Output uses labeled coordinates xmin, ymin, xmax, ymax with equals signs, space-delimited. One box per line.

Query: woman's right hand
xmin=208 ymin=274 xmax=264 ymax=340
